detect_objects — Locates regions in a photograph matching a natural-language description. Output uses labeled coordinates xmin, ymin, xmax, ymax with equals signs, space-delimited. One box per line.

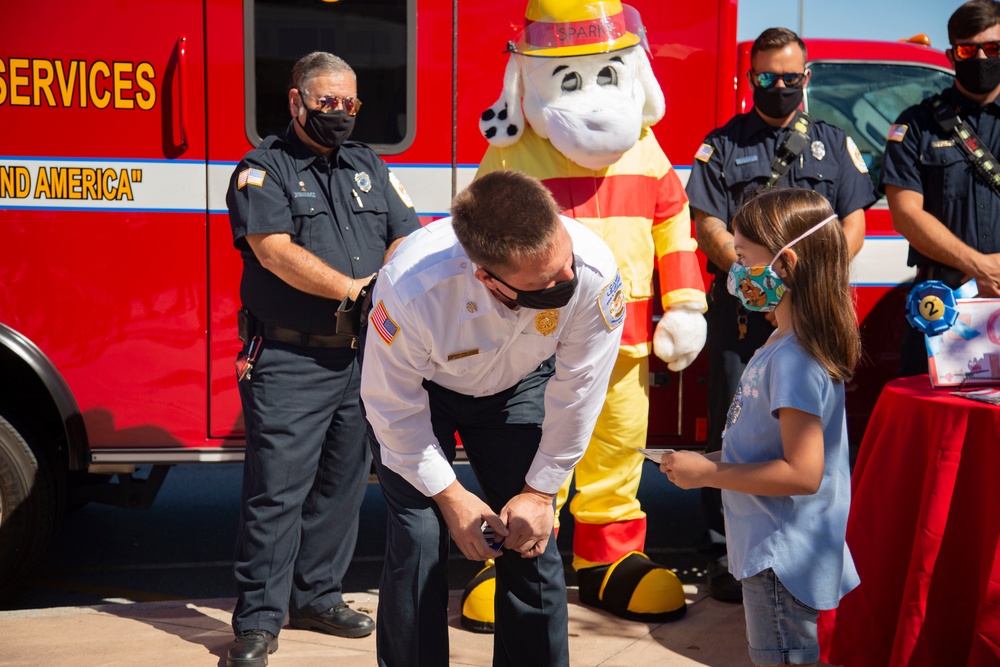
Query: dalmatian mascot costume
xmin=461 ymin=0 xmax=707 ymax=632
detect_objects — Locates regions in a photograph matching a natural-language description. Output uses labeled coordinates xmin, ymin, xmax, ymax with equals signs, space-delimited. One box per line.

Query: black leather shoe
xmin=289 ymin=602 xmax=375 ymax=638
xmin=227 ymin=630 xmax=278 ymax=667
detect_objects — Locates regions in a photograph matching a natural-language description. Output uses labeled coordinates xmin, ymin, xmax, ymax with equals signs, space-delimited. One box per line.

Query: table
xmin=820 ymin=375 xmax=1000 ymax=667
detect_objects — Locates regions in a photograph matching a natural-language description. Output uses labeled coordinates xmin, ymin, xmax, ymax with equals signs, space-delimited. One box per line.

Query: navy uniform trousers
xmin=233 ymin=340 xmax=371 ymax=638
xmin=366 ymin=359 xmax=570 ymax=667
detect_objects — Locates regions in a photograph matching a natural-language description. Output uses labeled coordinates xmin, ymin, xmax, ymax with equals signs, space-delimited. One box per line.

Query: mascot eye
xmin=560 ymin=72 xmax=582 ymax=93
xmin=597 ymin=66 xmax=618 ymax=87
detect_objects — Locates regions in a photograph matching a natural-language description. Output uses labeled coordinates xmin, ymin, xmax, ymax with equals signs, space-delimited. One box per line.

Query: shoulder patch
xmin=887 ymin=124 xmax=908 ymax=142
xmin=694 ymin=143 xmax=715 ymax=163
xmin=370 ymin=300 xmax=400 ymax=345
xmin=598 ymin=272 xmax=626 ymax=331
xmin=846 ymin=136 xmax=869 ymax=174
xmin=389 ymin=171 xmax=415 ymax=208
xmin=237 ymin=168 xmax=266 ymax=189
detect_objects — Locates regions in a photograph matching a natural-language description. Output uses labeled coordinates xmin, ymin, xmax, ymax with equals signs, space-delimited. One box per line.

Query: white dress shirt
xmin=361 ymin=216 xmax=625 ymax=497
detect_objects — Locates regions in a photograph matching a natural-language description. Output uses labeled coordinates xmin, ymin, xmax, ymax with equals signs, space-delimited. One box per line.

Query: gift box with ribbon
xmin=907 ymin=280 xmax=1000 ymax=388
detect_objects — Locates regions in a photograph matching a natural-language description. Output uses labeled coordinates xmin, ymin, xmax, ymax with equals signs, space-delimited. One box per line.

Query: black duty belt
xmin=263 ymin=324 xmax=357 ymax=349
xmin=916 ymin=265 xmax=966 ymax=288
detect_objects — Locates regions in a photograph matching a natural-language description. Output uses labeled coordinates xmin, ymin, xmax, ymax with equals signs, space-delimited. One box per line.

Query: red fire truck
xmin=0 ymin=0 xmax=952 ymax=590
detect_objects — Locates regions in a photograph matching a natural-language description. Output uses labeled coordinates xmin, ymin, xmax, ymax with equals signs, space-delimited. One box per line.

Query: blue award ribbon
xmin=907 ymin=279 xmax=982 ymax=341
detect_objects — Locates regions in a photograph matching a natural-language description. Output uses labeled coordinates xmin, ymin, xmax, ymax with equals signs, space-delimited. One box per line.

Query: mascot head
xmin=479 ymin=0 xmax=665 ymax=170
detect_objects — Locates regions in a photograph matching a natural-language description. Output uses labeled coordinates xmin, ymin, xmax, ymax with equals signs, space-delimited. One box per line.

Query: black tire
xmin=0 ymin=415 xmax=59 ymax=600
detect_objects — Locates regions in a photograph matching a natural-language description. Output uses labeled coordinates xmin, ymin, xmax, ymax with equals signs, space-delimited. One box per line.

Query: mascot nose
xmin=585 ymin=119 xmax=607 ymax=131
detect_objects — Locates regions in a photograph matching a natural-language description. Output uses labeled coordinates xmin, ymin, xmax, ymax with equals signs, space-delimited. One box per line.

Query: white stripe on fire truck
xmin=2 ymin=158 xmax=913 ymax=287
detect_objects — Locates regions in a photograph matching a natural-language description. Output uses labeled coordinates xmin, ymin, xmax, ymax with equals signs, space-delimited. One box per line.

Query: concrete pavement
xmin=1 ymin=585 xmax=751 ymax=666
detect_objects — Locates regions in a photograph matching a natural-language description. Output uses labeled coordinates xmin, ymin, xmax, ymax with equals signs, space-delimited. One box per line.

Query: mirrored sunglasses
xmin=304 ymin=91 xmax=363 ymax=116
xmin=953 ymin=41 xmax=1000 ymax=61
xmin=753 ymin=71 xmax=807 ymax=89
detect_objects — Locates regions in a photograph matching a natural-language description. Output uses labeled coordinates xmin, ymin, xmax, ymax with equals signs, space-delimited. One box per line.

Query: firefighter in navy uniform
xmin=883 ymin=0 xmax=1000 ymax=377
xmin=225 ymin=52 xmax=419 ymax=667
xmin=685 ymin=27 xmax=874 ymax=602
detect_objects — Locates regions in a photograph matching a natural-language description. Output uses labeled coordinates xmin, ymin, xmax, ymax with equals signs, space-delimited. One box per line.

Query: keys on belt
xmin=235 ymin=335 xmax=263 ymax=382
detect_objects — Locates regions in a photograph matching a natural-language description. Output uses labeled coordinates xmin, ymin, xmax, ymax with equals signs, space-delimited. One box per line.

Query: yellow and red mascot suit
xmin=461 ymin=0 xmax=707 ymax=631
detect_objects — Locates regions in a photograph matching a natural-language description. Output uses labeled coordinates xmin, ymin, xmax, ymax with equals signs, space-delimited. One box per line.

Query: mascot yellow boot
xmin=461 ymin=0 xmax=707 ymax=632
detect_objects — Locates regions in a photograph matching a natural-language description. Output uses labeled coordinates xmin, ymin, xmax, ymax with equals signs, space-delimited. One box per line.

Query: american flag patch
xmin=887 ymin=124 xmax=908 ymax=142
xmin=694 ymin=143 xmax=715 ymax=162
xmin=370 ymin=300 xmax=399 ymax=345
xmin=238 ymin=168 xmax=266 ymax=189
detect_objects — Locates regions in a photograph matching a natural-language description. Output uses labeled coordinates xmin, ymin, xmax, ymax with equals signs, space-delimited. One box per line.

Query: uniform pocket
xmin=919 ymin=146 xmax=967 ymax=202
xmin=289 ymin=198 xmax=338 ymax=252
xmin=350 ymin=191 xmax=390 ymax=250
xmin=728 ymin=158 xmax=771 ymax=206
xmin=438 ymin=344 xmax=500 ymax=377
xmin=794 ymin=157 xmax=837 ymax=194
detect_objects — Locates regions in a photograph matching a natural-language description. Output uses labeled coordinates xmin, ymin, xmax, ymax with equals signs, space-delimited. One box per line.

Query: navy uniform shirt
xmin=881 ymin=85 xmax=1000 ymax=269
xmin=686 ymin=111 xmax=876 ymax=273
xmin=227 ymin=124 xmax=420 ymax=334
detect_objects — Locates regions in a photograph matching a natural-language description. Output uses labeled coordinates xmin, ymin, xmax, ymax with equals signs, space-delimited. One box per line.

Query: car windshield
xmin=805 ymin=62 xmax=954 ymax=190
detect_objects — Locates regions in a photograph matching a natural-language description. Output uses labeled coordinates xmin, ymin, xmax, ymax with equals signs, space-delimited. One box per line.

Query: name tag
xmin=931 ymin=140 xmax=955 ymax=149
xmin=447 ymin=349 xmax=479 ymax=361
xmin=735 ymin=155 xmax=759 ymax=165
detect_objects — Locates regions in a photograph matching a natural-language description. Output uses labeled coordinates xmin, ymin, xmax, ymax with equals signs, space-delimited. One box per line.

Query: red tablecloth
xmin=821 ymin=375 xmax=1000 ymax=667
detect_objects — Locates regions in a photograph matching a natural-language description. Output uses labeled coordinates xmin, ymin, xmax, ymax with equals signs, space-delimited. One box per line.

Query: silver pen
xmin=352 ymin=188 xmax=363 ymax=207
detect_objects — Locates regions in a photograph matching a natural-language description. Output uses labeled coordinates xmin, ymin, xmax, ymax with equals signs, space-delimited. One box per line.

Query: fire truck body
xmin=0 ymin=0 xmax=952 ymax=588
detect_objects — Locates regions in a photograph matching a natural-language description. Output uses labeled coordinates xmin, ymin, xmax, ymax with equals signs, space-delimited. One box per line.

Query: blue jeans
xmin=741 ymin=568 xmax=819 ymax=665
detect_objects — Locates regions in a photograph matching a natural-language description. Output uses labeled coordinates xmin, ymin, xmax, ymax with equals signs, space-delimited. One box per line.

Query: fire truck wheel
xmin=0 ymin=415 xmax=59 ymax=600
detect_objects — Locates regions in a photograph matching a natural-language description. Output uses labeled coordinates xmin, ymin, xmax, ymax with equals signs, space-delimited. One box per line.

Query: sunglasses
xmin=302 ymin=90 xmax=363 ymax=116
xmin=952 ymin=41 xmax=1000 ymax=60
xmin=752 ymin=71 xmax=807 ymax=89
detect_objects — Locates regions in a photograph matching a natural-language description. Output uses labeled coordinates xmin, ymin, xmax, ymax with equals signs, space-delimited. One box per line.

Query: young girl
xmin=662 ymin=187 xmax=860 ymax=667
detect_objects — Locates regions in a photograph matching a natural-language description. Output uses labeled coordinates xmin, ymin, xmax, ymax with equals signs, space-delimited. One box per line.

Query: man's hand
xmin=349 ymin=272 xmax=377 ymax=301
xmin=433 ymin=481 xmax=509 ymax=561
xmin=971 ymin=253 xmax=1000 ymax=297
xmin=499 ymin=486 xmax=555 ymax=559
xmin=660 ymin=450 xmax=717 ymax=490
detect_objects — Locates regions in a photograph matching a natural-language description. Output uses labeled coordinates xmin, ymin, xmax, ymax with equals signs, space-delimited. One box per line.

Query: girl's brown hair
xmin=731 ymin=188 xmax=861 ymax=382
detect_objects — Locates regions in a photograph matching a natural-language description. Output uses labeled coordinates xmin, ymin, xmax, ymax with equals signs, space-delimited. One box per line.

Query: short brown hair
xmin=289 ymin=52 xmax=355 ymax=93
xmin=750 ymin=27 xmax=807 ymax=63
xmin=949 ymin=0 xmax=1000 ymax=43
xmin=451 ymin=170 xmax=561 ymax=274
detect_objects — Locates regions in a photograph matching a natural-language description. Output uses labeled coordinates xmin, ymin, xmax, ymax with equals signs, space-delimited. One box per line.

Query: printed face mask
xmin=298 ymin=108 xmax=356 ymax=149
xmin=726 ymin=213 xmax=837 ymax=312
xmin=727 ymin=263 xmax=786 ymax=312
xmin=487 ymin=260 xmax=578 ymax=310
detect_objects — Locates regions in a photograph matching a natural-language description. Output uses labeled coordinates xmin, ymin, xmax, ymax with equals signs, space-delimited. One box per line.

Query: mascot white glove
xmin=652 ymin=301 xmax=707 ymax=371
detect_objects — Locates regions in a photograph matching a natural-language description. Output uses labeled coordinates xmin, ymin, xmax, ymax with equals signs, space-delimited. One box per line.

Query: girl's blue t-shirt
xmin=721 ymin=332 xmax=860 ymax=610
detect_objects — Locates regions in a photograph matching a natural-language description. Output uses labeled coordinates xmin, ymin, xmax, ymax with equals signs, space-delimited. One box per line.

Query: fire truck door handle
xmin=176 ymin=35 xmax=189 ymax=152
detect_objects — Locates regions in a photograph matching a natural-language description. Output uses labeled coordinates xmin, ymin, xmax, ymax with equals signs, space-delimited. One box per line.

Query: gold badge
xmin=535 ymin=309 xmax=558 ymax=336
xmin=466 ymin=301 xmax=478 ymax=313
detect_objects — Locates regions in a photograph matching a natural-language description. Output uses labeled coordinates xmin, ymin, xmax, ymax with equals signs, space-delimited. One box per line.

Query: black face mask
xmin=753 ymin=85 xmax=804 ymax=119
xmin=298 ymin=108 xmax=355 ymax=149
xmin=955 ymin=58 xmax=1000 ymax=95
xmin=487 ymin=260 xmax=578 ymax=310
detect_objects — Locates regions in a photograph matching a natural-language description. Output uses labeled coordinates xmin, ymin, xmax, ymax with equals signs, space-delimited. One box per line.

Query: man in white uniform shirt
xmin=361 ymin=169 xmax=624 ymax=667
